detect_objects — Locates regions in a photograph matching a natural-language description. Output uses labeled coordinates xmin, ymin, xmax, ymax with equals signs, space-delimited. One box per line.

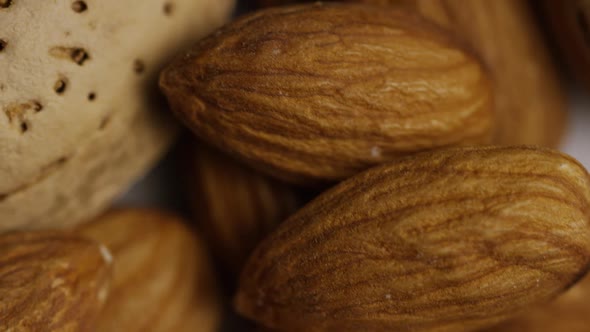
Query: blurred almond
xmin=0 ymin=231 xmax=111 ymax=332
xmin=542 ymin=0 xmax=590 ymax=92
xmin=78 ymin=209 xmax=220 ymax=332
xmin=483 ymin=274 xmax=590 ymax=332
xmin=183 ymin=140 xmax=303 ymax=274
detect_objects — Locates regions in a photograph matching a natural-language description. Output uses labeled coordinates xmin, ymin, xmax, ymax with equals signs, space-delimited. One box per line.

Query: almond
xmin=235 ymin=146 xmax=590 ymax=332
xmin=350 ymin=0 xmax=568 ymax=147
xmin=183 ymin=140 xmax=304 ymax=274
xmin=0 ymin=231 xmax=111 ymax=332
xmin=542 ymin=0 xmax=590 ymax=93
xmin=160 ymin=3 xmax=493 ymax=186
xmin=78 ymin=209 xmax=220 ymax=332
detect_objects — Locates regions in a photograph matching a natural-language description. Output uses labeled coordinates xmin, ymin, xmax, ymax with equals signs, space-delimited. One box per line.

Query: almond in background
xmin=542 ymin=0 xmax=590 ymax=93
xmin=78 ymin=209 xmax=220 ymax=332
xmin=0 ymin=231 xmax=112 ymax=332
xmin=350 ymin=0 xmax=568 ymax=147
xmin=183 ymin=140 xmax=304 ymax=275
xmin=483 ymin=274 xmax=590 ymax=332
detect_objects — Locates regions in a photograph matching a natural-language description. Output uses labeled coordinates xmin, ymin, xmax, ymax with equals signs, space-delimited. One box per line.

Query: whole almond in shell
xmin=160 ymin=3 xmax=493 ymax=186
xmin=78 ymin=209 xmax=220 ymax=332
xmin=0 ymin=231 xmax=112 ymax=332
xmin=351 ymin=0 xmax=568 ymax=147
xmin=183 ymin=140 xmax=303 ymax=275
xmin=235 ymin=146 xmax=590 ymax=332
xmin=0 ymin=0 xmax=235 ymax=231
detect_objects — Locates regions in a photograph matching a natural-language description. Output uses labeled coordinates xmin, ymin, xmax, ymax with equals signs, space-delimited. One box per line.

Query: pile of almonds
xmin=2 ymin=1 xmax=590 ymax=331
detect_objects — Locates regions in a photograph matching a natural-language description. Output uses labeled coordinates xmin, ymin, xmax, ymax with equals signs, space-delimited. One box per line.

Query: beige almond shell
xmin=161 ymin=3 xmax=494 ymax=186
xmin=0 ymin=231 xmax=112 ymax=332
xmin=78 ymin=209 xmax=221 ymax=332
xmin=236 ymin=146 xmax=590 ymax=332
xmin=0 ymin=0 xmax=235 ymax=230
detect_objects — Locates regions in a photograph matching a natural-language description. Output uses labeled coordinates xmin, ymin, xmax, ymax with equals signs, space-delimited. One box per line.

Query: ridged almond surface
xmin=184 ymin=140 xmax=303 ymax=274
xmin=0 ymin=232 xmax=112 ymax=332
xmin=235 ymin=146 xmax=590 ymax=332
xmin=350 ymin=0 xmax=567 ymax=146
xmin=160 ymin=3 xmax=493 ymax=186
xmin=78 ymin=209 xmax=220 ymax=332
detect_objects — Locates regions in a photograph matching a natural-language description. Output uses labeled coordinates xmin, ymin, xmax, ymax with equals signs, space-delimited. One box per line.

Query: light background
xmin=563 ymin=87 xmax=590 ymax=167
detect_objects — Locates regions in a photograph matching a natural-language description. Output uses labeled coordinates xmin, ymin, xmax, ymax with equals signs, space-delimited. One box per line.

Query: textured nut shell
xmin=484 ymin=274 xmax=590 ymax=332
xmin=161 ymin=3 xmax=493 ymax=186
xmin=0 ymin=231 xmax=112 ymax=332
xmin=0 ymin=0 xmax=234 ymax=230
xmin=78 ymin=209 xmax=220 ymax=332
xmin=235 ymin=146 xmax=590 ymax=332
xmin=184 ymin=140 xmax=302 ymax=274
xmin=352 ymin=0 xmax=567 ymax=146
xmin=542 ymin=0 xmax=590 ymax=92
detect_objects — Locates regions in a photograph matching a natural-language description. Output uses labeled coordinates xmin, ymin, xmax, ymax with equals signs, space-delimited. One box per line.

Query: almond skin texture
xmin=0 ymin=232 xmax=112 ymax=332
xmin=484 ymin=274 xmax=590 ymax=332
xmin=78 ymin=209 xmax=220 ymax=332
xmin=160 ymin=3 xmax=493 ymax=186
xmin=235 ymin=146 xmax=590 ymax=332
xmin=542 ymin=0 xmax=590 ymax=92
xmin=183 ymin=140 xmax=303 ymax=275
xmin=350 ymin=0 xmax=568 ymax=147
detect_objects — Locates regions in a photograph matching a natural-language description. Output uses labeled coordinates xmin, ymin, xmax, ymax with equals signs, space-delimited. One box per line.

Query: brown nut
xmin=0 ymin=231 xmax=112 ymax=332
xmin=483 ymin=274 xmax=590 ymax=332
xmin=160 ymin=2 xmax=493 ymax=186
xmin=183 ymin=139 xmax=304 ymax=275
xmin=542 ymin=0 xmax=590 ymax=93
xmin=235 ymin=146 xmax=590 ymax=332
xmin=347 ymin=0 xmax=568 ymax=147
xmin=78 ymin=209 xmax=220 ymax=332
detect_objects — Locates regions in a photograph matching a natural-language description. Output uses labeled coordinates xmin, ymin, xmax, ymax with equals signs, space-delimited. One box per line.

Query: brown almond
xmin=350 ymin=0 xmax=568 ymax=147
xmin=542 ymin=0 xmax=590 ymax=93
xmin=160 ymin=3 xmax=493 ymax=186
xmin=235 ymin=146 xmax=590 ymax=332
xmin=0 ymin=232 xmax=112 ymax=332
xmin=183 ymin=140 xmax=304 ymax=274
xmin=78 ymin=209 xmax=220 ymax=332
